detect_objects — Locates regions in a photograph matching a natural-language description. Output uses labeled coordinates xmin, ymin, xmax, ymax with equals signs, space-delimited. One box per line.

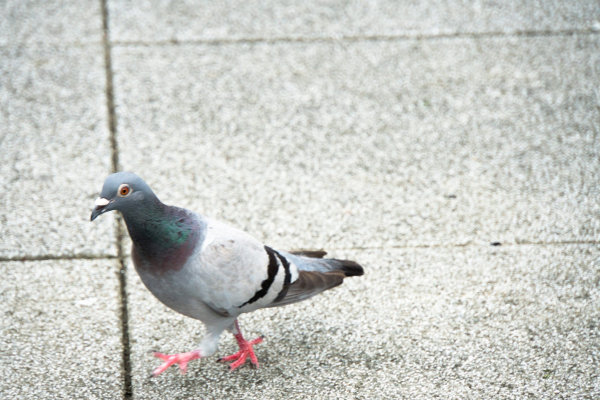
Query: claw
xmin=219 ymin=335 xmax=263 ymax=371
xmin=151 ymin=350 xmax=201 ymax=376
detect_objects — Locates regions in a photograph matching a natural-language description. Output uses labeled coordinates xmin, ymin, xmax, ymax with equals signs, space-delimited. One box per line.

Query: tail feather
xmin=285 ymin=250 xmax=364 ymax=277
xmin=289 ymin=249 xmax=328 ymax=258
xmin=266 ymin=250 xmax=364 ymax=308
xmin=267 ymin=270 xmax=345 ymax=308
xmin=329 ymin=258 xmax=364 ymax=277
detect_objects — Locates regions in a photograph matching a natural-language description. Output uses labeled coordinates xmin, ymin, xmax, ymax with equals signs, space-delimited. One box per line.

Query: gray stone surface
xmin=0 ymin=0 xmax=103 ymax=45
xmin=1 ymin=1 xmax=599 ymax=399
xmin=109 ymin=0 xmax=600 ymax=42
xmin=113 ymin=35 xmax=600 ymax=252
xmin=0 ymin=43 xmax=116 ymax=258
xmin=0 ymin=259 xmax=123 ymax=399
xmin=126 ymin=245 xmax=599 ymax=399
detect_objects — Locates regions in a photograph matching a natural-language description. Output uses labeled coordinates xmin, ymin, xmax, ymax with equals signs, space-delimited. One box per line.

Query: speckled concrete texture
xmin=0 ymin=43 xmax=116 ymax=258
xmin=1 ymin=1 xmax=599 ymax=399
xmin=0 ymin=259 xmax=123 ymax=399
xmin=126 ymin=245 xmax=599 ymax=399
xmin=113 ymin=36 xmax=600 ymax=251
xmin=108 ymin=0 xmax=600 ymax=42
xmin=0 ymin=0 xmax=103 ymax=45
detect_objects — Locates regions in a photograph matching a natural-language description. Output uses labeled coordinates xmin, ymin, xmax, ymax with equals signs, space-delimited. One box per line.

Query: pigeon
xmin=91 ymin=172 xmax=364 ymax=376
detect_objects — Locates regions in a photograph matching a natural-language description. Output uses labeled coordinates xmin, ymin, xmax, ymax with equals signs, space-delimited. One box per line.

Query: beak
xmin=90 ymin=197 xmax=111 ymax=221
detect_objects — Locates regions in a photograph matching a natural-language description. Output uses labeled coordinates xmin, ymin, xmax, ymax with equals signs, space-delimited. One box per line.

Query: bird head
xmin=90 ymin=172 xmax=156 ymax=221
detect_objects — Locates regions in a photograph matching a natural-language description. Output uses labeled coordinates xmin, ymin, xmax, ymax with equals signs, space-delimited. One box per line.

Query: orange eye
xmin=118 ymin=184 xmax=131 ymax=197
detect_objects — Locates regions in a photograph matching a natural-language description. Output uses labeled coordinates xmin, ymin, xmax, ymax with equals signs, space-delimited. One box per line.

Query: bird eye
xmin=118 ymin=184 xmax=131 ymax=197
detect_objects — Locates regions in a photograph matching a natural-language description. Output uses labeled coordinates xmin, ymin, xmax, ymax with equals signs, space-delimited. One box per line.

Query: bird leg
xmin=218 ymin=320 xmax=263 ymax=370
xmin=151 ymin=350 xmax=201 ymax=376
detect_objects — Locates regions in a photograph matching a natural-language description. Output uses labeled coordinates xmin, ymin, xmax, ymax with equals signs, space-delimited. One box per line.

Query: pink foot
xmin=218 ymin=335 xmax=264 ymax=371
xmin=152 ymin=350 xmax=201 ymax=376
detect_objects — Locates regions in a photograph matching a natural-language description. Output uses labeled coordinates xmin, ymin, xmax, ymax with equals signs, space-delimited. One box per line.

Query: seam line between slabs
xmin=111 ymin=28 xmax=600 ymax=47
xmin=101 ymin=0 xmax=133 ymax=398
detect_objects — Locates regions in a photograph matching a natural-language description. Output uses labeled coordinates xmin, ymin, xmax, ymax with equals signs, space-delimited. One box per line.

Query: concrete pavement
xmin=1 ymin=1 xmax=599 ymax=399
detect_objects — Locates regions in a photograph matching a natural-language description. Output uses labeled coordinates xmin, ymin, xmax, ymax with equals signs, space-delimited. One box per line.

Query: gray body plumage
xmin=91 ymin=172 xmax=364 ymax=360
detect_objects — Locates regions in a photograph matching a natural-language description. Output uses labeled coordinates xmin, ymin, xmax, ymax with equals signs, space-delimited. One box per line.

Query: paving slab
xmin=112 ymin=35 xmax=600 ymax=252
xmin=108 ymin=0 xmax=600 ymax=43
xmin=126 ymin=244 xmax=599 ymax=399
xmin=0 ymin=259 xmax=123 ymax=399
xmin=0 ymin=43 xmax=116 ymax=258
xmin=0 ymin=0 xmax=102 ymax=45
